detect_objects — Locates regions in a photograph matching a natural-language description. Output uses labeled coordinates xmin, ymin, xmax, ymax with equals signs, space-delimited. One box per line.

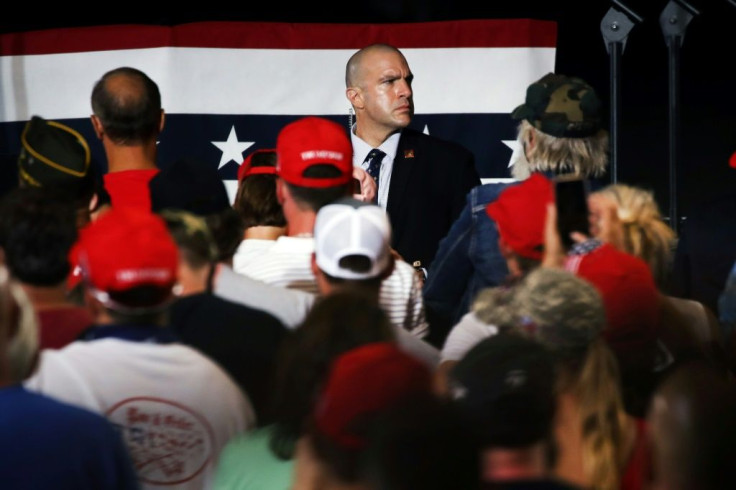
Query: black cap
xmin=450 ymin=333 xmax=557 ymax=448
xmin=17 ymin=115 xmax=91 ymax=193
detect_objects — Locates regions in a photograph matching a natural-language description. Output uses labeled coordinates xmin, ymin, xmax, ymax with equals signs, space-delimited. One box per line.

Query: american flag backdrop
xmin=0 ymin=20 xmax=556 ymax=198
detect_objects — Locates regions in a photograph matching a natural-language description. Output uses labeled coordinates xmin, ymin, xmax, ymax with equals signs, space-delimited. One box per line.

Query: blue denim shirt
xmin=423 ymin=181 xmax=519 ymax=327
xmin=423 ymin=172 xmax=605 ymax=343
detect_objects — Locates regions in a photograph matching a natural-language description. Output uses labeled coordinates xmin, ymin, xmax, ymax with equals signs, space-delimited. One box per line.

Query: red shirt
xmin=37 ymin=306 xmax=94 ymax=350
xmin=620 ymin=418 xmax=651 ymax=490
xmin=103 ymin=169 xmax=159 ymax=211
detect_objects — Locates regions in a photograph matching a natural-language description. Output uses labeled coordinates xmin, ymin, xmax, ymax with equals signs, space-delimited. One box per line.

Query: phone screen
xmin=554 ymin=176 xmax=590 ymax=250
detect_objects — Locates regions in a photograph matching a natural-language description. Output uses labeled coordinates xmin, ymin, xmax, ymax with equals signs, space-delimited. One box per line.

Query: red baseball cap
xmin=313 ymin=342 xmax=432 ymax=449
xmin=237 ymin=149 xmax=278 ymax=182
xmin=69 ymin=208 xmax=179 ymax=306
xmin=276 ymin=117 xmax=352 ymax=188
xmin=486 ymin=173 xmax=553 ymax=260
xmin=565 ymin=243 xmax=660 ymax=361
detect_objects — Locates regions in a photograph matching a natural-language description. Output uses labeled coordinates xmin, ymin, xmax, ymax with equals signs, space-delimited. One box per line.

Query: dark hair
xmin=0 ymin=187 xmax=78 ymax=286
xmin=205 ymin=207 xmax=244 ymax=263
xmin=338 ymin=255 xmax=373 ymax=274
xmin=105 ymin=285 xmax=173 ymax=324
xmin=307 ymin=419 xmax=362 ymax=483
xmin=307 ymin=389 xmax=458 ymax=485
xmin=285 ymin=164 xmax=351 ymax=211
xmin=649 ymin=361 xmax=736 ymax=489
xmin=234 ymin=155 xmax=286 ymax=227
xmin=322 ymin=263 xmax=384 ymax=291
xmin=75 ymin=166 xmax=100 ymax=209
xmin=361 ymin=394 xmax=481 ymax=490
xmin=16 ymin=157 xmax=99 ymax=215
xmin=320 ymin=254 xmax=392 ymax=297
xmin=269 ymin=291 xmax=395 ymax=460
xmin=234 ymin=175 xmax=285 ymax=228
xmin=91 ymin=66 xmax=162 ymax=145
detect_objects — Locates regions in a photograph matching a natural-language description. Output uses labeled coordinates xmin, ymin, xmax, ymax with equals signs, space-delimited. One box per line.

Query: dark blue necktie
xmin=364 ymin=148 xmax=385 ymax=193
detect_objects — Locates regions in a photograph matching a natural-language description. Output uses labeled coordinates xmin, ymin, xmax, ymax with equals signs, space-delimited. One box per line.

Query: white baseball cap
xmin=314 ymin=198 xmax=392 ymax=280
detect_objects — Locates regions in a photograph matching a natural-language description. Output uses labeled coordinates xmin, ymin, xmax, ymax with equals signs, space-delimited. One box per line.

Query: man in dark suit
xmin=345 ymin=44 xmax=480 ymax=273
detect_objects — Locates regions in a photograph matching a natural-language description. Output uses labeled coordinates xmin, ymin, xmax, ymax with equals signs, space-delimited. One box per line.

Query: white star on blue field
xmin=211 ymin=126 xmax=254 ymax=169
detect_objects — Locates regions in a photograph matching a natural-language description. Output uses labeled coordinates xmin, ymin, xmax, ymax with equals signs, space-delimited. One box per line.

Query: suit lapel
xmin=387 ymin=129 xmax=418 ymax=222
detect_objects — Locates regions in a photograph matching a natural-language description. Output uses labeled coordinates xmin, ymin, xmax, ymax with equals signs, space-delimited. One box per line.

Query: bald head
xmin=345 ymin=44 xmax=405 ymax=88
xmin=91 ymin=67 xmax=163 ymax=145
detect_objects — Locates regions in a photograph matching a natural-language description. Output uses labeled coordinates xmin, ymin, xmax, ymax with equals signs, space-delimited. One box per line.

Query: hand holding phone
xmin=553 ymin=175 xmax=591 ymax=250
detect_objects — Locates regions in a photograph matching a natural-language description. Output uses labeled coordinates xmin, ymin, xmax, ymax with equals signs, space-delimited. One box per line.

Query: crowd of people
xmin=1 ymin=42 xmax=735 ymax=490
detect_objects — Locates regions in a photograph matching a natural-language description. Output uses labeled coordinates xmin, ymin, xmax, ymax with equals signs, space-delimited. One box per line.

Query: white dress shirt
xmin=351 ymin=128 xmax=401 ymax=210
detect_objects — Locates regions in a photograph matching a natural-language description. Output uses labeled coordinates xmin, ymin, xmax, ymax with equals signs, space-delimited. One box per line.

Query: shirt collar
xmin=351 ymin=128 xmax=402 ymax=165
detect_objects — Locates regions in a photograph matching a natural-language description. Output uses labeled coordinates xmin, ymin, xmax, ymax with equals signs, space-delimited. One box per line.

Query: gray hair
xmin=512 ymin=120 xmax=609 ymax=180
xmin=0 ymin=269 xmax=39 ymax=382
xmin=474 ymin=268 xmax=605 ymax=357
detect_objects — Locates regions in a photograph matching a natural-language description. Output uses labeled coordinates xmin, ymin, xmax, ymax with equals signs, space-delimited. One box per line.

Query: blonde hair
xmin=594 ymin=183 xmax=676 ymax=289
xmin=569 ymin=339 xmax=630 ymax=490
xmin=513 ymin=120 xmax=609 ymax=180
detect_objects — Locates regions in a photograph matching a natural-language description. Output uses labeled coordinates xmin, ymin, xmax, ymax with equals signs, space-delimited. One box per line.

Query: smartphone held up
xmin=553 ymin=175 xmax=591 ymax=250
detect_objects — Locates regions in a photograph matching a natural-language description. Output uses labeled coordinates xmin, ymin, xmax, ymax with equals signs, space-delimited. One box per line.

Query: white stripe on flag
xmin=0 ymin=46 xmax=554 ymax=122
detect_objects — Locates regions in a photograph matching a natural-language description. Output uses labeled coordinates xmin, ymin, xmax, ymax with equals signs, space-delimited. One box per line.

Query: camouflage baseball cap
xmin=511 ymin=73 xmax=602 ymax=138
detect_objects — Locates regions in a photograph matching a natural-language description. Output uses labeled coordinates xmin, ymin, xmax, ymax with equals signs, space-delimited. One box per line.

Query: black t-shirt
xmin=170 ymin=293 xmax=290 ymax=426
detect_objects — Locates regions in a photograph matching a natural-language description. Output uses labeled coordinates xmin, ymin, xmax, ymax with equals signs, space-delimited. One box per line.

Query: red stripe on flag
xmin=0 ymin=19 xmax=557 ymax=56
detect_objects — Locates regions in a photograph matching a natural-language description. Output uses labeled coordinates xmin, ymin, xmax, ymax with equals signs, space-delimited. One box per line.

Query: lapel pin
xmin=404 ymin=149 xmax=415 ymax=159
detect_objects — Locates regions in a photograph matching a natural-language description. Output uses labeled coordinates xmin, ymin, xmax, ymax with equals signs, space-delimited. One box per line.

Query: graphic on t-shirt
xmin=106 ymin=397 xmax=215 ymax=485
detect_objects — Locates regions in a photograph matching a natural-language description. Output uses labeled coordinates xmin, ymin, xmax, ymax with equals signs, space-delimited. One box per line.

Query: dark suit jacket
xmin=386 ymin=128 xmax=480 ymax=269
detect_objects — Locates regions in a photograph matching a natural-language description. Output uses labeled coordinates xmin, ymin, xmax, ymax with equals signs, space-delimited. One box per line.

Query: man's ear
xmin=346 ymin=87 xmax=364 ymax=110
xmin=90 ymin=115 xmax=104 ymax=140
xmin=158 ymin=109 xmax=166 ymax=133
xmin=276 ymin=179 xmax=287 ymax=205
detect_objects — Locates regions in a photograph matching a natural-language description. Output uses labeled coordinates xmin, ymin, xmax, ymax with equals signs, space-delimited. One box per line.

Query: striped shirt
xmin=239 ymin=236 xmax=428 ymax=338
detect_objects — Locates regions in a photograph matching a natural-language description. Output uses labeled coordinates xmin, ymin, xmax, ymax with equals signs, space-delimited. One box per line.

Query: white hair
xmin=1 ymin=268 xmax=39 ymax=382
